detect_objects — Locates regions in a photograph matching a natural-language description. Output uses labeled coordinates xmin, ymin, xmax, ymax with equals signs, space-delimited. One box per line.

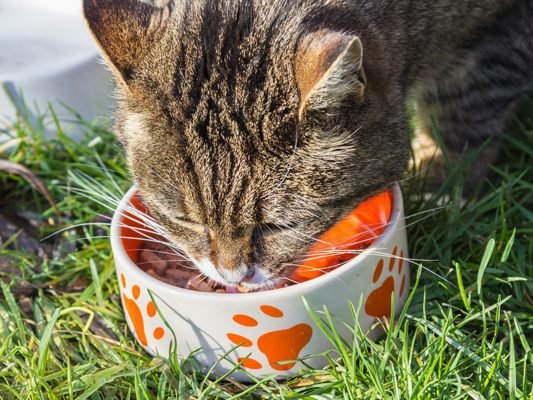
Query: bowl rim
xmin=111 ymin=184 xmax=405 ymax=301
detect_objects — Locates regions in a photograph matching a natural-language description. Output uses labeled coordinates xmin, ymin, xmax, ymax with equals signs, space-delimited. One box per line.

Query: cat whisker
xmin=281 ymin=260 xmax=346 ymax=271
xmin=278 ymin=262 xmax=356 ymax=290
xmin=274 ymin=203 xmax=450 ymax=255
xmin=189 ymin=273 xmax=211 ymax=286
xmin=68 ymin=162 xmax=125 ymax=176
xmin=42 ymin=220 xmax=162 ymax=242
xmin=133 ymin=247 xmax=190 ymax=258
xmin=131 ymin=245 xmax=193 ymax=264
xmin=68 ymin=188 xmax=169 ymax=239
xmin=61 ymin=233 xmax=194 ymax=263
xmin=94 ymin=153 xmax=126 ymax=196
xmin=285 ymin=248 xmax=451 ymax=286
xmin=279 ymin=276 xmax=300 ymax=285
xmin=301 ymin=246 xmax=434 ymax=263
xmin=135 ymin=259 xmax=196 ymax=269
xmin=67 ymin=165 xmax=453 ymax=291
xmin=69 ymin=170 xmax=123 ymax=204
xmin=42 ymin=222 xmax=112 ymax=241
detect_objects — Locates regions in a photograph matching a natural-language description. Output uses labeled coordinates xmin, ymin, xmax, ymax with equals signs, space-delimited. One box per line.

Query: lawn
xmin=0 ymin=98 xmax=531 ymax=399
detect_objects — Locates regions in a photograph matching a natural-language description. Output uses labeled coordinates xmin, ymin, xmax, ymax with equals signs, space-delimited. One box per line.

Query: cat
xmin=83 ymin=0 xmax=533 ymax=289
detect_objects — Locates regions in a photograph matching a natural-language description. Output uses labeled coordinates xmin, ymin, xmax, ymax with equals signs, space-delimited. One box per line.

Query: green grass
xmin=0 ymin=99 xmax=531 ymax=399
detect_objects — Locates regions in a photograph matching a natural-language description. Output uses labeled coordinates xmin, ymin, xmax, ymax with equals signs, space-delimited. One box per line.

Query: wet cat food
xmin=136 ymin=241 xmax=225 ymax=292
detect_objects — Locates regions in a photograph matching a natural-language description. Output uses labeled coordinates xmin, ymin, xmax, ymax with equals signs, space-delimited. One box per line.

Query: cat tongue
xmin=290 ymin=190 xmax=392 ymax=283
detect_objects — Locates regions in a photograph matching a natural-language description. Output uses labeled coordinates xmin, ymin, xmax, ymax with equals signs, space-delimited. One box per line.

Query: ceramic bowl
xmin=0 ymin=0 xmax=113 ymax=139
xmin=110 ymin=185 xmax=410 ymax=381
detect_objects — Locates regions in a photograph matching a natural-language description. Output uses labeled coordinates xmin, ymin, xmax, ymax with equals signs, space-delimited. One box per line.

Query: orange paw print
xmin=227 ymin=305 xmax=313 ymax=371
xmin=120 ymin=273 xmax=165 ymax=346
xmin=364 ymin=246 xmax=407 ymax=318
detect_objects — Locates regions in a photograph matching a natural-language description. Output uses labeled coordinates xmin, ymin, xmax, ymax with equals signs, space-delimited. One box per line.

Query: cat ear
xmin=295 ymin=31 xmax=366 ymax=118
xmin=83 ymin=0 xmax=172 ymax=86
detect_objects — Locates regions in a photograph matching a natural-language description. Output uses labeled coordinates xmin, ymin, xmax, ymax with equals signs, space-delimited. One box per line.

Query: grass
xmin=0 ymin=98 xmax=531 ymax=399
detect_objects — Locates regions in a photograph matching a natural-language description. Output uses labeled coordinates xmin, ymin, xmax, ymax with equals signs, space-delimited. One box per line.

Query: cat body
xmin=84 ymin=0 xmax=533 ymax=287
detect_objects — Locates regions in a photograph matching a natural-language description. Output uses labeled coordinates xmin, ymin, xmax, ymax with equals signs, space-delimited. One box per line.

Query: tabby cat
xmin=84 ymin=0 xmax=533 ymax=288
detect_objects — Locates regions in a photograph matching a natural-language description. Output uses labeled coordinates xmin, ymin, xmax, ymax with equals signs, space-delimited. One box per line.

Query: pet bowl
xmin=0 ymin=0 xmax=113 ymax=139
xmin=110 ymin=185 xmax=410 ymax=381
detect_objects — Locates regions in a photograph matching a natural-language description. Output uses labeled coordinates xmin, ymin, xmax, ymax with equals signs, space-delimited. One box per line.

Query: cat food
xmin=136 ymin=240 xmax=283 ymax=293
xmin=136 ymin=241 xmax=226 ymax=292
xmin=136 ymin=190 xmax=392 ymax=293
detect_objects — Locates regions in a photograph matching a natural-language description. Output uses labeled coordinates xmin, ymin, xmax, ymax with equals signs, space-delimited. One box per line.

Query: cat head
xmin=84 ymin=0 xmax=409 ymax=288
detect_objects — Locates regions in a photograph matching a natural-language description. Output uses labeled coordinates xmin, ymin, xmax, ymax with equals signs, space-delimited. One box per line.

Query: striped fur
xmin=84 ymin=0 xmax=532 ymax=285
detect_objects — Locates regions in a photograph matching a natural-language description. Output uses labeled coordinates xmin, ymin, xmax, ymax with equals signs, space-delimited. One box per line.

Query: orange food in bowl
xmin=290 ymin=190 xmax=392 ymax=283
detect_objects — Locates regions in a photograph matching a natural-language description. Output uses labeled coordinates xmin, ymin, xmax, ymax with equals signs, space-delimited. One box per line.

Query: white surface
xmin=0 ymin=0 xmax=114 ymax=138
xmin=111 ymin=185 xmax=411 ymax=382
